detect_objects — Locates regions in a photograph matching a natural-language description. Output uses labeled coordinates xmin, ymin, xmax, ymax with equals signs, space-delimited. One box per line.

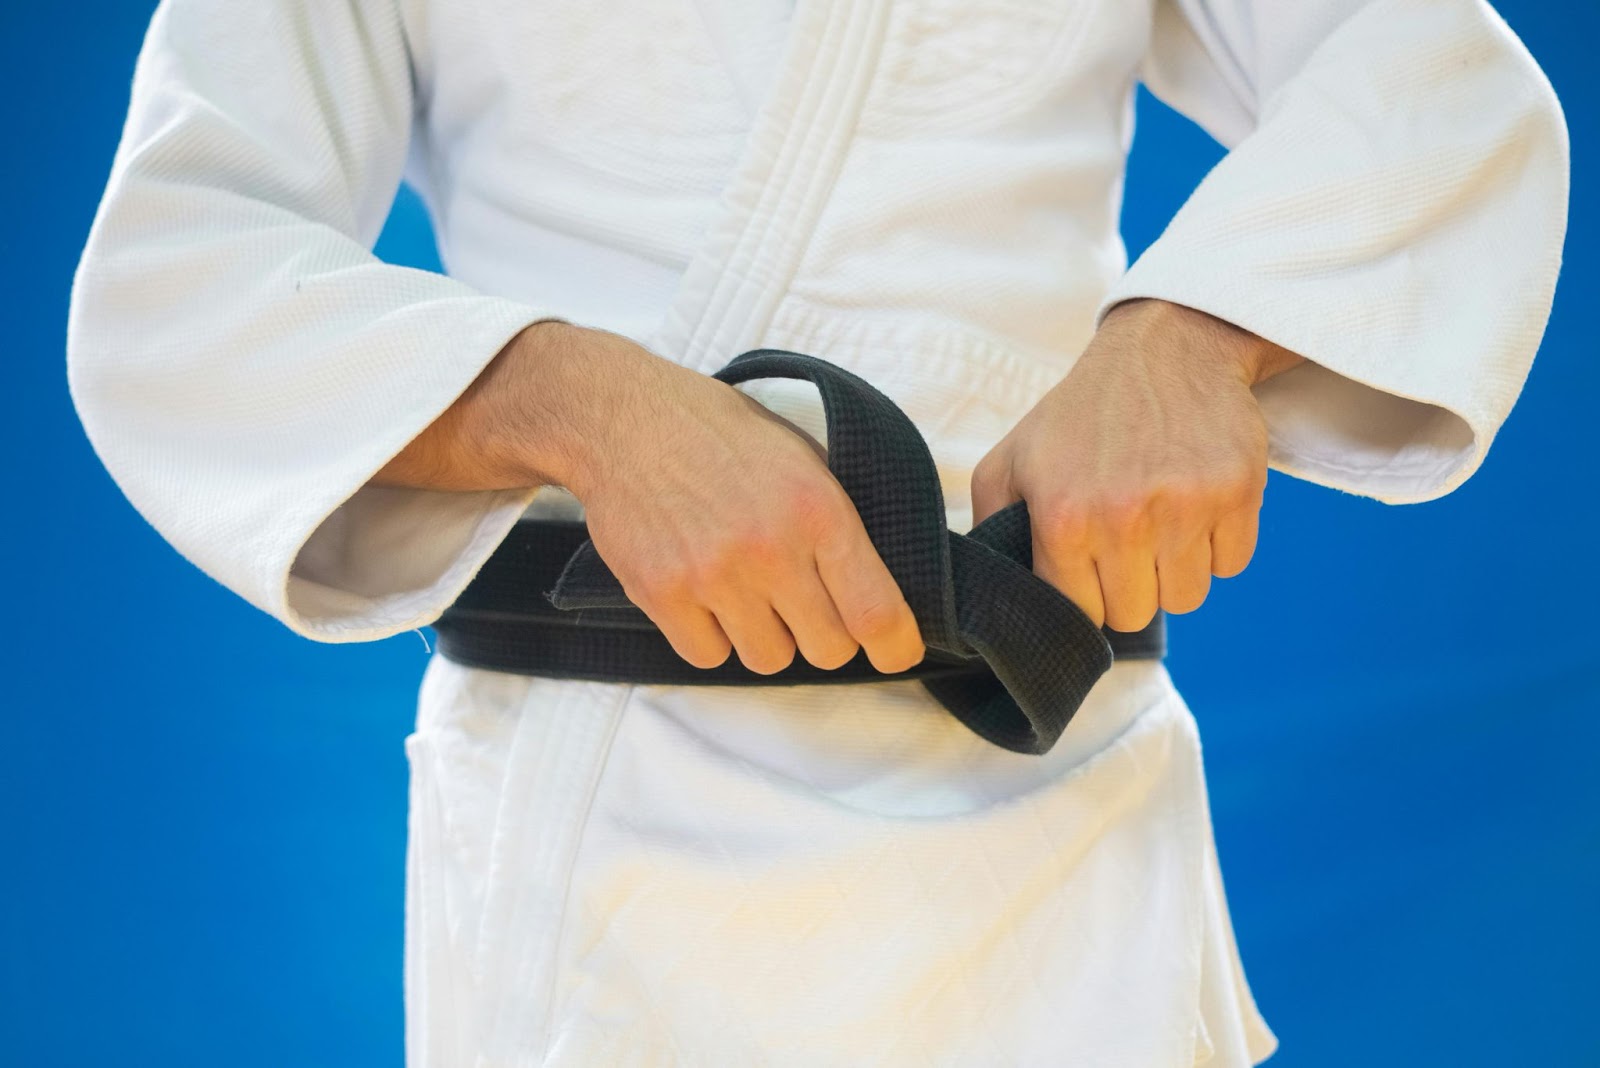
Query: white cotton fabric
xmin=67 ymin=0 xmax=1566 ymax=1064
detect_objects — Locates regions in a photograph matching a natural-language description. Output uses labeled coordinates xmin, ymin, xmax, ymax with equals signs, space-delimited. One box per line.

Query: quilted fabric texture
xmin=64 ymin=0 xmax=1564 ymax=1064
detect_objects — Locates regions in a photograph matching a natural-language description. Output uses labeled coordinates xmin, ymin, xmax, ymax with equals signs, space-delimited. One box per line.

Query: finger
xmin=1211 ymin=503 xmax=1261 ymax=578
xmin=1095 ymin=547 xmax=1160 ymax=632
xmin=969 ymin=452 xmax=1017 ymax=527
xmin=652 ymin=602 xmax=734 ymax=670
xmin=1156 ymin=535 xmax=1212 ymax=615
xmin=708 ymin=596 xmax=797 ymax=675
xmin=1032 ymin=529 xmax=1105 ymax=628
xmin=815 ymin=521 xmax=924 ymax=674
xmin=770 ymin=563 xmax=860 ymax=670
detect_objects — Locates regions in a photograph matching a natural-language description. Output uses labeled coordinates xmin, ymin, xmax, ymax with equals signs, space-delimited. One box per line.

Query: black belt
xmin=433 ymin=349 xmax=1164 ymax=756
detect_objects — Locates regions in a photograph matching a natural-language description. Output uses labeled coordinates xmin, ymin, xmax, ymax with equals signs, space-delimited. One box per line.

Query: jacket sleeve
xmin=67 ymin=0 xmax=562 ymax=642
xmin=1103 ymin=0 xmax=1568 ymax=503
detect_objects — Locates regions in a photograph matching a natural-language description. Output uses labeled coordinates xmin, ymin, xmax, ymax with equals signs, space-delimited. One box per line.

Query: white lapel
xmin=646 ymin=0 xmax=893 ymax=373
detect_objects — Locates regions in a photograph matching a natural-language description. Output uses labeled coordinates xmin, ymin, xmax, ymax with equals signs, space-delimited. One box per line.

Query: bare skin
xmin=375 ymin=300 xmax=1304 ymax=669
xmin=972 ymin=298 xmax=1304 ymax=630
xmin=374 ymin=321 xmax=925 ymax=675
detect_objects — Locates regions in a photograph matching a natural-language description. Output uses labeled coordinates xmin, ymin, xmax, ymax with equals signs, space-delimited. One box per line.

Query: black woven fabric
xmin=433 ymin=348 xmax=1165 ymax=756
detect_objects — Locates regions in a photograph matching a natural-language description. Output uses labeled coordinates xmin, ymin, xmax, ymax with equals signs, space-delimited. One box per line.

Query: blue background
xmin=2 ymin=2 xmax=1593 ymax=1065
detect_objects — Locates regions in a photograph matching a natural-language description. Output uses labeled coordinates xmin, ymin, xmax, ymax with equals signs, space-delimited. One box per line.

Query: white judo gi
xmin=68 ymin=0 xmax=1567 ymax=1064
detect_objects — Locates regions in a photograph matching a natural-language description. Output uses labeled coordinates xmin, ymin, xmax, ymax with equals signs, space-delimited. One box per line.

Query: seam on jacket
xmin=533 ymin=683 xmax=637 ymax=1062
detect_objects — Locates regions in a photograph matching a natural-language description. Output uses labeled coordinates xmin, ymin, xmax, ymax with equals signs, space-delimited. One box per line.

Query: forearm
xmin=372 ymin=320 xmax=632 ymax=495
xmin=1108 ymin=298 xmax=1306 ymax=387
xmin=379 ymin=298 xmax=1302 ymax=499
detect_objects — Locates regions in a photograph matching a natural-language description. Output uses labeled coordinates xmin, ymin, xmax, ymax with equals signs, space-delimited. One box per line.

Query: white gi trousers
xmin=406 ymin=632 xmax=1274 ymax=1066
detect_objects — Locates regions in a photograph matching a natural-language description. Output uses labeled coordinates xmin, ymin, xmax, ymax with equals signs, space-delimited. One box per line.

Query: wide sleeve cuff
xmin=277 ymin=300 xmax=560 ymax=642
xmin=1097 ymin=276 xmax=1487 ymax=505
xmin=1101 ymin=0 xmax=1567 ymax=504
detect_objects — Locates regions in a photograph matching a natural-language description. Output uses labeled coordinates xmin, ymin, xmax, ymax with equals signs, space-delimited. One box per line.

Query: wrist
xmin=479 ymin=320 xmax=603 ymax=493
xmin=370 ymin=318 xmax=650 ymax=494
xmin=488 ymin=320 xmax=673 ymax=499
xmin=1103 ymin=298 xmax=1300 ymax=386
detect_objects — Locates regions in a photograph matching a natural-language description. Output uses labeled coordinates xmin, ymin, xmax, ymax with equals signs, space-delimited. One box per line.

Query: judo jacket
xmin=67 ymin=0 xmax=1567 ymax=1064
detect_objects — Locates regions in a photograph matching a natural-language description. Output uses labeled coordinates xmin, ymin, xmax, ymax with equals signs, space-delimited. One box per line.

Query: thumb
xmin=969 ymin=448 xmax=1018 ymax=527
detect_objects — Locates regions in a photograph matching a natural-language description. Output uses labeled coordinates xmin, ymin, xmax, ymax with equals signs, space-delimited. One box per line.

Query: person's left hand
xmin=971 ymin=298 xmax=1304 ymax=631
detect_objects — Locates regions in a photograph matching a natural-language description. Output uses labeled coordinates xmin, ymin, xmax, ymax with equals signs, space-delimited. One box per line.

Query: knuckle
xmin=847 ymin=597 xmax=904 ymax=639
xmin=813 ymin=522 xmax=866 ymax=571
xmin=678 ymin=550 xmax=721 ymax=592
xmin=1147 ymin=486 xmax=1201 ymax=528
xmin=688 ymin=539 xmax=757 ymax=589
xmin=1161 ymin=584 xmax=1208 ymax=615
xmin=1105 ymin=600 xmax=1157 ymax=633
xmin=1098 ymin=494 xmax=1149 ymax=537
xmin=1213 ymin=550 xmax=1253 ymax=579
xmin=739 ymin=640 xmax=796 ymax=676
xmin=868 ymin=640 xmax=924 ymax=674
xmin=675 ymin=636 xmax=731 ymax=670
xmin=729 ymin=523 xmax=783 ymax=570
xmin=804 ymin=638 xmax=860 ymax=671
xmin=787 ymin=479 xmax=843 ymax=535
xmin=971 ymin=451 xmax=1010 ymax=495
xmin=1034 ymin=499 xmax=1092 ymax=547
xmin=1217 ymin=465 xmax=1266 ymax=509
xmin=813 ymin=515 xmax=876 ymax=573
xmin=634 ymin=562 xmax=692 ymax=605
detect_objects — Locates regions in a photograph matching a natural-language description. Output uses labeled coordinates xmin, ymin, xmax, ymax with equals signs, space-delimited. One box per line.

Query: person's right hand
xmin=451 ymin=323 xmax=923 ymax=676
